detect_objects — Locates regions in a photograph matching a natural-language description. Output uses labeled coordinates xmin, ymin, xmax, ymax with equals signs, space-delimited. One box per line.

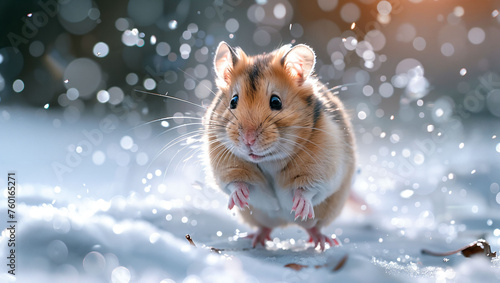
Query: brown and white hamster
xmin=203 ymin=41 xmax=356 ymax=251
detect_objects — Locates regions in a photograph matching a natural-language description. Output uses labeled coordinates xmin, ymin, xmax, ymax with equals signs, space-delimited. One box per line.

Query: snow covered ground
xmin=1 ymin=104 xmax=500 ymax=283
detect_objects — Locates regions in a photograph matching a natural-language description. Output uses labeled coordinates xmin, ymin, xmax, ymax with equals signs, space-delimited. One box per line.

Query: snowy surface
xmin=1 ymin=0 xmax=500 ymax=282
xmin=1 ymin=105 xmax=500 ymax=283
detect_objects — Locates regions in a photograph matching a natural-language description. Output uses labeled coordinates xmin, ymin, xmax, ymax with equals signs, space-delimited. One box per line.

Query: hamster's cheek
xmin=269 ymin=137 xmax=294 ymax=159
xmin=226 ymin=128 xmax=240 ymax=145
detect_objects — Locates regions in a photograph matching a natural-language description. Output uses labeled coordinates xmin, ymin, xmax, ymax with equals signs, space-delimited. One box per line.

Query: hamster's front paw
xmin=228 ymin=182 xmax=250 ymax=210
xmin=291 ymin=188 xmax=315 ymax=221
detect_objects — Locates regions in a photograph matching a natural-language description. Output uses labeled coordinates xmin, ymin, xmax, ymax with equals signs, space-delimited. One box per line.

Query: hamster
xmin=203 ymin=41 xmax=356 ymax=251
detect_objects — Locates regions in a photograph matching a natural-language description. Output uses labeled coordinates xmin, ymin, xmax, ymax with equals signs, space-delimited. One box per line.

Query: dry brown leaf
xmin=422 ymin=239 xmax=497 ymax=258
xmin=461 ymin=239 xmax=496 ymax=258
xmin=284 ymin=263 xmax=308 ymax=271
xmin=333 ymin=254 xmax=349 ymax=271
xmin=285 ymin=254 xmax=348 ymax=272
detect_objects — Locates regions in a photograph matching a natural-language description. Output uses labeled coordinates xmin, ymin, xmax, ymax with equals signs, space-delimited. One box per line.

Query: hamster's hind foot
xmin=306 ymin=226 xmax=340 ymax=251
xmin=245 ymin=227 xmax=272 ymax=248
xmin=228 ymin=182 xmax=250 ymax=210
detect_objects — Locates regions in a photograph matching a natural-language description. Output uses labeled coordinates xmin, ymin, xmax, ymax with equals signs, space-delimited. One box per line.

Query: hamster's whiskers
xmin=213 ymin=142 xmax=235 ymax=172
xmin=267 ymin=105 xmax=309 ymax=126
xmin=134 ymin=89 xmax=206 ymax=109
xmin=263 ymin=108 xmax=284 ymax=125
xmin=156 ymin=130 xmax=204 ymax=171
xmin=177 ymin=67 xmax=240 ymax=122
xmin=166 ymin=126 xmax=230 ymax=175
xmin=135 ymin=88 xmax=236 ymax=126
xmin=177 ymin=133 xmax=222 ymax=172
xmin=281 ymin=133 xmax=322 ymax=153
xmin=166 ymin=129 xmax=230 ymax=176
xmin=153 ymin=122 xmax=203 ymax=139
xmin=278 ymin=136 xmax=320 ymax=162
xmin=281 ymin=125 xmax=356 ymax=151
xmin=273 ymin=142 xmax=304 ymax=169
xmin=151 ymin=129 xmax=203 ymax=162
xmin=325 ymin=82 xmax=360 ymax=92
xmin=129 ymin=116 xmax=203 ymax=131
xmin=279 ymin=125 xmax=335 ymax=138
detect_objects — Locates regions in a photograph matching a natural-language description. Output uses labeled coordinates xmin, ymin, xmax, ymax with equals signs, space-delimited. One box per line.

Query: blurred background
xmin=1 ymin=0 xmax=500 ymax=280
xmin=1 ymin=0 xmax=499 ymax=204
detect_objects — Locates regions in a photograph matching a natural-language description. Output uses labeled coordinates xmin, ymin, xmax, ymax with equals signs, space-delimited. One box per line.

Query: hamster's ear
xmin=214 ymin=41 xmax=239 ymax=87
xmin=281 ymin=44 xmax=316 ymax=85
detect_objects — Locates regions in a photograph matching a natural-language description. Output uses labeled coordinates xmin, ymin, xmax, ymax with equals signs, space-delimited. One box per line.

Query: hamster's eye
xmin=230 ymin=94 xmax=239 ymax=109
xmin=270 ymin=95 xmax=282 ymax=111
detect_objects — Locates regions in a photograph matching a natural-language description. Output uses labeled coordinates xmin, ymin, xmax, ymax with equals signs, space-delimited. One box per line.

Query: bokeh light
xmin=125 ymin=73 xmax=139 ymax=85
xmin=96 ymin=90 xmax=110 ymax=103
xmin=120 ymin=136 xmax=134 ymax=150
xmin=64 ymin=58 xmax=102 ymax=99
xmin=92 ymin=150 xmax=106 ymax=165
xmin=412 ymin=37 xmax=426 ymax=51
xmin=144 ymin=78 xmax=156 ymax=90
xmin=107 ymin=86 xmax=124 ymax=105
xmin=29 ymin=41 xmax=45 ymax=57
xmin=340 ymin=3 xmax=360 ymax=22
xmin=486 ymin=89 xmax=500 ymax=117
xmin=441 ymin=43 xmax=455 ymax=56
xmin=93 ymin=42 xmax=109 ymax=57
xmin=83 ymin=251 xmax=106 ymax=274
xmin=468 ymin=27 xmax=486 ymax=45
xmin=111 ymin=266 xmax=131 ymax=283
xmin=66 ymin=88 xmax=79 ymax=101
xmin=12 ymin=79 xmax=24 ymax=93
xmin=396 ymin=24 xmax=416 ymax=43
xmin=115 ymin=18 xmax=129 ymax=31
xmin=47 ymin=240 xmax=68 ymax=262
xmin=156 ymin=42 xmax=171 ymax=56
xmin=317 ymin=0 xmax=338 ymax=12
xmin=225 ymin=18 xmax=240 ymax=33
xmin=273 ymin=3 xmax=287 ymax=19
xmin=168 ymin=20 xmax=178 ymax=30
xmin=377 ymin=1 xmax=392 ymax=16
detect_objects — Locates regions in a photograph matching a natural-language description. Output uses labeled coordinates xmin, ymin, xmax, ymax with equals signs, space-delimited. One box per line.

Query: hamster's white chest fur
xmin=246 ymin=162 xmax=341 ymax=227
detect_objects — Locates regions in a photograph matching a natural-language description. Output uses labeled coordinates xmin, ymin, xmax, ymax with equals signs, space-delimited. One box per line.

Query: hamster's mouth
xmin=244 ymin=147 xmax=276 ymax=162
xmin=249 ymin=153 xmax=265 ymax=161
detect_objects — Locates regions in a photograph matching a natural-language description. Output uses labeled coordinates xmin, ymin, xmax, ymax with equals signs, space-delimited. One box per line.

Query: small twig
xmin=185 ymin=234 xmax=229 ymax=253
xmin=285 ymin=254 xmax=349 ymax=272
xmin=285 ymin=263 xmax=308 ymax=271
xmin=421 ymin=247 xmax=464 ymax=257
xmin=211 ymin=247 xmax=223 ymax=254
xmin=185 ymin=234 xmax=196 ymax=247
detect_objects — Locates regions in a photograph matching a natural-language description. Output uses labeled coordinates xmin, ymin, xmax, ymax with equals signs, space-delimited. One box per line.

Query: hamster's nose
xmin=243 ymin=130 xmax=257 ymax=147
